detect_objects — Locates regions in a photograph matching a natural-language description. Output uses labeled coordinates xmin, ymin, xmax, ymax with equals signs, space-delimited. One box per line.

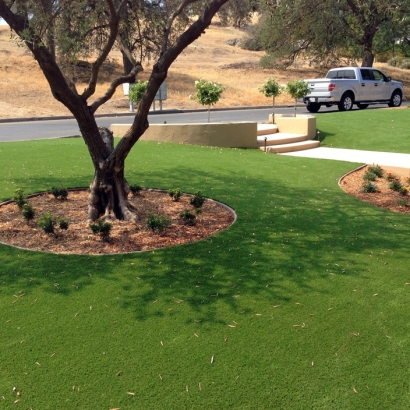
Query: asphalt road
xmin=0 ymin=103 xmax=407 ymax=142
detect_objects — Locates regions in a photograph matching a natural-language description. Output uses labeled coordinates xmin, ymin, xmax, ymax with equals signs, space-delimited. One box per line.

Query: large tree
xmin=255 ymin=0 xmax=410 ymax=68
xmin=0 ymin=0 xmax=229 ymax=221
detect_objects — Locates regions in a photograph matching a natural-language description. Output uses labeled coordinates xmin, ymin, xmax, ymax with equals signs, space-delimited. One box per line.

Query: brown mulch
xmin=340 ymin=165 xmax=410 ymax=214
xmin=0 ymin=190 xmax=235 ymax=255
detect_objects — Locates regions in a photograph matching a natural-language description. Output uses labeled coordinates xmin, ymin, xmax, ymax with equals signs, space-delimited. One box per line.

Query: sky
xmin=0 ymin=18 xmax=7 ymax=26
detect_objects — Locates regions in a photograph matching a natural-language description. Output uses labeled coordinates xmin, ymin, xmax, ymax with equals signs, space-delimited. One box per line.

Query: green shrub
xmin=361 ymin=182 xmax=377 ymax=193
xmin=89 ymin=219 xmax=112 ymax=241
xmin=367 ymin=165 xmax=383 ymax=177
xmin=180 ymin=209 xmax=196 ymax=226
xmin=59 ymin=218 xmax=69 ymax=230
xmin=51 ymin=187 xmax=68 ymax=200
xmin=129 ymin=184 xmax=142 ymax=195
xmin=363 ymin=171 xmax=377 ymax=181
xmin=168 ymin=188 xmax=182 ymax=202
xmin=190 ymin=191 xmax=206 ymax=208
xmin=38 ymin=212 xmax=57 ymax=234
xmin=397 ymin=199 xmax=407 ymax=207
xmin=129 ymin=81 xmax=148 ymax=104
xmin=12 ymin=189 xmax=27 ymax=209
xmin=387 ymin=56 xmax=402 ymax=67
xmin=389 ymin=180 xmax=403 ymax=192
xmin=146 ymin=213 xmax=171 ymax=233
xmin=21 ymin=203 xmax=35 ymax=223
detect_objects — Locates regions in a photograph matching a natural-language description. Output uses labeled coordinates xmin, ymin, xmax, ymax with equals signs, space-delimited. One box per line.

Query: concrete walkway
xmin=282 ymin=147 xmax=410 ymax=171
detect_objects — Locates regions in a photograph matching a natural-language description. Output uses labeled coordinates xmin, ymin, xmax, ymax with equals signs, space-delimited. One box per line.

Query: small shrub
xmin=367 ymin=165 xmax=383 ymax=177
xmin=397 ymin=199 xmax=407 ymax=207
xmin=22 ymin=203 xmax=35 ymax=223
xmin=129 ymin=81 xmax=148 ymax=104
xmin=168 ymin=188 xmax=182 ymax=202
xmin=363 ymin=171 xmax=377 ymax=181
xmin=400 ymin=186 xmax=408 ymax=196
xmin=129 ymin=184 xmax=142 ymax=195
xmin=190 ymin=191 xmax=205 ymax=208
xmin=361 ymin=182 xmax=377 ymax=193
xmin=389 ymin=180 xmax=403 ymax=192
xmin=400 ymin=59 xmax=410 ymax=70
xmin=59 ymin=218 xmax=69 ymax=230
xmin=89 ymin=219 xmax=112 ymax=241
xmin=385 ymin=172 xmax=397 ymax=181
xmin=51 ymin=187 xmax=68 ymax=200
xmin=180 ymin=209 xmax=196 ymax=226
xmin=38 ymin=212 xmax=57 ymax=234
xmin=12 ymin=189 xmax=27 ymax=209
xmin=146 ymin=213 xmax=171 ymax=232
xmin=387 ymin=56 xmax=402 ymax=67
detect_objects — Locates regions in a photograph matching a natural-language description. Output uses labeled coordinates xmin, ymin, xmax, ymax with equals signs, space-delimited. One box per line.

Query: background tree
xmin=217 ymin=0 xmax=259 ymax=28
xmin=251 ymin=0 xmax=410 ymax=68
xmin=0 ymin=0 xmax=230 ymax=222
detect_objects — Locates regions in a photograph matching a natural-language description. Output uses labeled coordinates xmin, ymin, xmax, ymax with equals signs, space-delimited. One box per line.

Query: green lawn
xmin=317 ymin=107 xmax=410 ymax=153
xmin=1 ymin=136 xmax=410 ymax=409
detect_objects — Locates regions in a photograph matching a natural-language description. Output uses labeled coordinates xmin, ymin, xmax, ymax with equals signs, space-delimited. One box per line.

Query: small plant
xmin=397 ymin=199 xmax=407 ymax=207
xmin=129 ymin=81 xmax=148 ymax=104
xmin=180 ymin=209 xmax=197 ymax=226
xmin=389 ymin=180 xmax=403 ymax=192
xmin=21 ymin=203 xmax=35 ymax=223
xmin=190 ymin=79 xmax=225 ymax=122
xmin=146 ymin=212 xmax=171 ymax=233
xmin=259 ymin=78 xmax=284 ymax=123
xmin=168 ymin=188 xmax=182 ymax=202
xmin=89 ymin=219 xmax=112 ymax=241
xmin=51 ymin=187 xmax=68 ymax=200
xmin=361 ymin=182 xmax=377 ymax=193
xmin=367 ymin=165 xmax=383 ymax=177
xmin=400 ymin=186 xmax=408 ymax=196
xmin=385 ymin=172 xmax=397 ymax=181
xmin=129 ymin=184 xmax=142 ymax=195
xmin=38 ymin=212 xmax=57 ymax=234
xmin=59 ymin=218 xmax=69 ymax=230
xmin=363 ymin=171 xmax=377 ymax=181
xmin=190 ymin=191 xmax=205 ymax=208
xmin=285 ymin=80 xmax=310 ymax=117
xmin=12 ymin=189 xmax=27 ymax=209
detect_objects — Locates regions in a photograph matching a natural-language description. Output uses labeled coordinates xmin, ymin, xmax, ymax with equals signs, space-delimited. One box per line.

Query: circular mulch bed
xmin=340 ymin=165 xmax=410 ymax=214
xmin=0 ymin=190 xmax=236 ymax=255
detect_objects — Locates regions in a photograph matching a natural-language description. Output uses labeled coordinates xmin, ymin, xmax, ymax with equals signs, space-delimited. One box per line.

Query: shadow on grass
xmin=2 ymin=155 xmax=409 ymax=326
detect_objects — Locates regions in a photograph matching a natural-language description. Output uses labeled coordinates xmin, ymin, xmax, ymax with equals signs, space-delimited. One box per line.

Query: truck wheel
xmin=357 ymin=103 xmax=369 ymax=110
xmin=338 ymin=93 xmax=354 ymax=111
xmin=306 ymin=102 xmax=320 ymax=113
xmin=388 ymin=91 xmax=402 ymax=107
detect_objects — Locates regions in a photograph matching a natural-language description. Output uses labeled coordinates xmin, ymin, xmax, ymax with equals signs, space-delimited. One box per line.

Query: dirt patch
xmin=0 ymin=190 xmax=235 ymax=254
xmin=340 ymin=165 xmax=410 ymax=214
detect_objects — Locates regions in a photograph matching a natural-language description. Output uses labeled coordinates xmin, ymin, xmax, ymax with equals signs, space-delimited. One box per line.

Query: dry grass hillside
xmin=0 ymin=24 xmax=409 ymax=119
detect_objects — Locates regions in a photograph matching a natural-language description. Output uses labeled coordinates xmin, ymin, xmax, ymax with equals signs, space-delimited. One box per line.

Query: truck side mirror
xmin=386 ymin=76 xmax=392 ymax=82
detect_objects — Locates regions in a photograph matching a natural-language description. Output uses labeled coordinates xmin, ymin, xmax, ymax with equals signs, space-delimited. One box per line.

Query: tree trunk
xmin=361 ymin=48 xmax=374 ymax=67
xmin=121 ymin=50 xmax=135 ymax=76
xmin=87 ymin=127 xmax=139 ymax=222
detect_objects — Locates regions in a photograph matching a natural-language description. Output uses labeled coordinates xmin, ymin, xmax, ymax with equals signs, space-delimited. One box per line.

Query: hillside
xmin=0 ymin=24 xmax=409 ymax=119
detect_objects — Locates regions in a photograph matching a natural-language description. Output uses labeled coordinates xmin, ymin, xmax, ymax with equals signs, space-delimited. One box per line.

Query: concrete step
xmin=257 ymin=132 xmax=307 ymax=146
xmin=261 ymin=140 xmax=320 ymax=154
xmin=257 ymin=124 xmax=278 ymax=136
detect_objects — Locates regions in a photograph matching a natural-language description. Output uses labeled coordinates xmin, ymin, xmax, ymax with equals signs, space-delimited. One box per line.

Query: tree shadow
xmin=1 ymin=146 xmax=409 ymax=327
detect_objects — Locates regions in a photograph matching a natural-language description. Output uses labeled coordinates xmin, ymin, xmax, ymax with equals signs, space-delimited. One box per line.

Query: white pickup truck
xmin=302 ymin=67 xmax=404 ymax=112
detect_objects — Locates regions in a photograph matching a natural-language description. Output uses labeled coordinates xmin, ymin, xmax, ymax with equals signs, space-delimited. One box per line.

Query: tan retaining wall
xmin=268 ymin=114 xmax=316 ymax=140
xmin=111 ymin=122 xmax=258 ymax=149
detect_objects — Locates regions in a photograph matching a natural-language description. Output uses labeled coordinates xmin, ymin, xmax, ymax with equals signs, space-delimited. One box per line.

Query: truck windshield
xmin=326 ymin=70 xmax=356 ymax=79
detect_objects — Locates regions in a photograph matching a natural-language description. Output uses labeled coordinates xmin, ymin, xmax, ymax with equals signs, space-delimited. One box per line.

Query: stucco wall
xmin=111 ymin=122 xmax=258 ymax=148
xmin=268 ymin=114 xmax=317 ymax=140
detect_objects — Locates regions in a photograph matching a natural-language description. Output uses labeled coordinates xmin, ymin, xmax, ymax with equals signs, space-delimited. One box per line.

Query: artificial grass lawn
xmin=317 ymin=107 xmax=410 ymax=153
xmin=1 ymin=138 xmax=410 ymax=409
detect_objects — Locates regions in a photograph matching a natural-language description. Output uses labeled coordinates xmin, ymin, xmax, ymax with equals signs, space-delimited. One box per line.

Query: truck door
xmin=359 ymin=69 xmax=375 ymax=100
xmin=372 ymin=69 xmax=392 ymax=101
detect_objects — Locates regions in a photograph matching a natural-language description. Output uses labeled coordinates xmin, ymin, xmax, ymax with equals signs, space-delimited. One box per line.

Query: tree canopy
xmin=252 ymin=0 xmax=410 ymax=68
xmin=0 ymin=0 xmax=230 ymax=222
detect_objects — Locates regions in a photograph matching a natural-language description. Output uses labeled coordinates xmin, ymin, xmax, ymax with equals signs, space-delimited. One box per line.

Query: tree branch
xmin=89 ymin=63 xmax=143 ymax=113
